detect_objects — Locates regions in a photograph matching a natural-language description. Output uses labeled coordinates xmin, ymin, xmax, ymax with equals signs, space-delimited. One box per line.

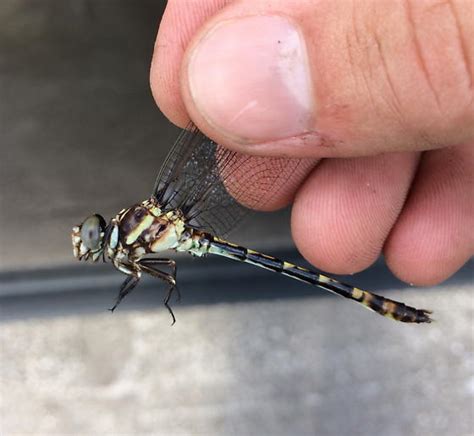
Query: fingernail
xmin=187 ymin=15 xmax=314 ymax=143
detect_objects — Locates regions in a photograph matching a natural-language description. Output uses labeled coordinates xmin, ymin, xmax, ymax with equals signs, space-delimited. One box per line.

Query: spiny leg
xmin=139 ymin=261 xmax=178 ymax=325
xmin=139 ymin=258 xmax=180 ymax=301
xmin=163 ymin=286 xmax=177 ymax=325
xmin=109 ymin=274 xmax=140 ymax=312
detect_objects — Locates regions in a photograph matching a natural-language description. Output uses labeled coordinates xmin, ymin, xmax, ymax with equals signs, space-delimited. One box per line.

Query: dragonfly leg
xmin=163 ymin=287 xmax=177 ymax=326
xmin=138 ymin=259 xmax=179 ymax=325
xmin=109 ymin=273 xmax=140 ymax=312
xmin=139 ymin=258 xmax=177 ymax=275
xmin=139 ymin=258 xmax=180 ymax=301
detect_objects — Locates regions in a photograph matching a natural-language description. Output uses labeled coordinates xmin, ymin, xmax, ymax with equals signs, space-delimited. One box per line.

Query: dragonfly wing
xmin=153 ymin=123 xmax=315 ymax=237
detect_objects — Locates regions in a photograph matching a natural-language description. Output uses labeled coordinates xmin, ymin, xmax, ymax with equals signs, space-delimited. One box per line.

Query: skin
xmin=150 ymin=0 xmax=473 ymax=286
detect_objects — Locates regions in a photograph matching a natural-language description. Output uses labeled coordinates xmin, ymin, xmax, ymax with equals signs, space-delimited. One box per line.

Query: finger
xmin=175 ymin=0 xmax=474 ymax=157
xmin=153 ymin=3 xmax=317 ymax=211
xmin=151 ymin=0 xmax=230 ymax=127
xmin=384 ymin=144 xmax=474 ymax=285
xmin=291 ymin=151 xmax=420 ymax=274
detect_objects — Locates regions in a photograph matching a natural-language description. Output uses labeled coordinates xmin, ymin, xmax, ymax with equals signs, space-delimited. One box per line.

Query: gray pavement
xmin=1 ymin=284 xmax=473 ymax=435
xmin=0 ymin=2 xmax=473 ymax=435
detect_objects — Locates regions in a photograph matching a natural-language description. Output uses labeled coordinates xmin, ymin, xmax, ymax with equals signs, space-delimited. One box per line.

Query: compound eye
xmin=81 ymin=215 xmax=103 ymax=250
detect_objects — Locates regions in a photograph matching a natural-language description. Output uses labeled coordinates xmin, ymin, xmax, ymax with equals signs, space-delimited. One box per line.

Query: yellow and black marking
xmin=208 ymin=237 xmax=432 ymax=324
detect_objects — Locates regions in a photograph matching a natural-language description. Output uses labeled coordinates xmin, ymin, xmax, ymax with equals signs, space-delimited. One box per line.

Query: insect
xmin=72 ymin=124 xmax=432 ymax=324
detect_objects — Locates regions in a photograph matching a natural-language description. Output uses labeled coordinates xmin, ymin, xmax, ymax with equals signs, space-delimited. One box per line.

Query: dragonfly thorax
xmin=111 ymin=199 xmax=187 ymax=260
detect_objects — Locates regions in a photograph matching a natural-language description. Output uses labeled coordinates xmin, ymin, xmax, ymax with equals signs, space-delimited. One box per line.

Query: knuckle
xmin=404 ymin=0 xmax=474 ymax=128
xmin=346 ymin=1 xmax=474 ymax=148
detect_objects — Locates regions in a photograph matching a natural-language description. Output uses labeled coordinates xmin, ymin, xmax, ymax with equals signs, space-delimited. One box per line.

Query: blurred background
xmin=0 ymin=1 xmax=472 ymax=435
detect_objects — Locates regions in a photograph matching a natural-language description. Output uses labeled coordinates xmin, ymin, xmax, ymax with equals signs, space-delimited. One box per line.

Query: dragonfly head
xmin=72 ymin=214 xmax=107 ymax=262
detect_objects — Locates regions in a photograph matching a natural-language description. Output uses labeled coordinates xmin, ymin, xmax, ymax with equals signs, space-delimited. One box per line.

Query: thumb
xmin=176 ymin=0 xmax=474 ymax=158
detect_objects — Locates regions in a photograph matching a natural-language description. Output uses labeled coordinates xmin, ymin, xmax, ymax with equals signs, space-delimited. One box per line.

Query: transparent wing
xmin=153 ymin=123 xmax=314 ymax=237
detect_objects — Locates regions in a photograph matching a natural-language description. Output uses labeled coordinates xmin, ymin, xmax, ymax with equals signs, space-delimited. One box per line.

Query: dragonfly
xmin=72 ymin=123 xmax=432 ymax=324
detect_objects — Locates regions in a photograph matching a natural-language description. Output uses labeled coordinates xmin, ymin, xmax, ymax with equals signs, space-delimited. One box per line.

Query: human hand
xmin=150 ymin=0 xmax=473 ymax=285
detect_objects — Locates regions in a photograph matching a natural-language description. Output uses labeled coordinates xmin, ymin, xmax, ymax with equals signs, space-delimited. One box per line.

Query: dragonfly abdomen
xmin=207 ymin=237 xmax=432 ymax=324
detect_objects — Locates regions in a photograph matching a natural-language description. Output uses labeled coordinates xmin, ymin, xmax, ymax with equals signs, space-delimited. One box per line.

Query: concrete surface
xmin=1 ymin=284 xmax=473 ymax=436
xmin=0 ymin=2 xmax=473 ymax=436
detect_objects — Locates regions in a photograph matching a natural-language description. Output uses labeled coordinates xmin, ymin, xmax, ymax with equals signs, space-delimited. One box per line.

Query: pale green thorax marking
xmin=125 ymin=215 xmax=154 ymax=245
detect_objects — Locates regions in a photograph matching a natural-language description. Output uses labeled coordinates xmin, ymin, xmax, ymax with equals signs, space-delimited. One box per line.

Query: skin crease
xmin=151 ymin=0 xmax=474 ymax=285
